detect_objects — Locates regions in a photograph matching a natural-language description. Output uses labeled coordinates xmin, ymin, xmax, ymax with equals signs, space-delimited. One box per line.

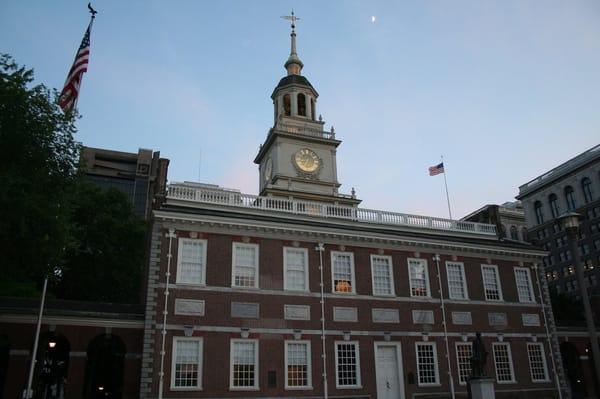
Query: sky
xmin=2 ymin=1 xmax=599 ymax=219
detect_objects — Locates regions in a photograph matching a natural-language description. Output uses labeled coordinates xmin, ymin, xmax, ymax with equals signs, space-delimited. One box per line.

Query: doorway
xmin=374 ymin=342 xmax=405 ymax=399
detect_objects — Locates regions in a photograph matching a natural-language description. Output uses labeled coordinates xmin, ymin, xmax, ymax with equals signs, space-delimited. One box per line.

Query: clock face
xmin=264 ymin=158 xmax=272 ymax=182
xmin=294 ymin=148 xmax=321 ymax=173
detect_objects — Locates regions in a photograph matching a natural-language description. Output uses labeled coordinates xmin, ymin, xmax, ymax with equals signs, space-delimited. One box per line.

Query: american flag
xmin=59 ymin=21 xmax=93 ymax=111
xmin=428 ymin=162 xmax=444 ymax=176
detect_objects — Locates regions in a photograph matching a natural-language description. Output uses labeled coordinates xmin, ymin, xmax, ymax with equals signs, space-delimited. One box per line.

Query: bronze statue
xmin=470 ymin=332 xmax=488 ymax=378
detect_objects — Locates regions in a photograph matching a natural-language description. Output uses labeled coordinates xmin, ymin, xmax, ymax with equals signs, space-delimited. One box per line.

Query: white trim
xmin=229 ymin=339 xmax=259 ymax=390
xmin=415 ymin=341 xmax=440 ymax=386
xmin=514 ymin=267 xmax=536 ymax=303
xmin=170 ymin=336 xmax=203 ymax=390
xmin=492 ymin=342 xmax=516 ymax=384
xmin=454 ymin=341 xmax=473 ymax=385
xmin=283 ymin=247 xmax=309 ymax=292
xmin=481 ymin=264 xmax=503 ymax=301
xmin=408 ymin=258 xmax=431 ymax=298
xmin=527 ymin=342 xmax=550 ymax=383
xmin=334 ymin=340 xmax=362 ymax=388
xmin=330 ymin=251 xmax=356 ymax=294
xmin=231 ymin=242 xmax=260 ymax=289
xmin=370 ymin=254 xmax=395 ymax=296
xmin=373 ymin=342 xmax=405 ymax=398
xmin=284 ymin=340 xmax=313 ymax=390
xmin=175 ymin=238 xmax=207 ymax=285
xmin=445 ymin=261 xmax=469 ymax=300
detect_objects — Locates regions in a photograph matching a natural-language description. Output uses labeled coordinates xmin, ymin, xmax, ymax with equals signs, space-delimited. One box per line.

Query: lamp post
xmin=559 ymin=212 xmax=600 ymax=388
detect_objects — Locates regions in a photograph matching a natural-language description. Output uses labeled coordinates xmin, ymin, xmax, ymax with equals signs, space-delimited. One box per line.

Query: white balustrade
xmin=166 ymin=184 xmax=497 ymax=236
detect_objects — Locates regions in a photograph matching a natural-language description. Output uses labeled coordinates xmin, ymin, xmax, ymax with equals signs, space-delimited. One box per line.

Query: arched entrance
xmin=83 ymin=334 xmax=125 ymax=399
xmin=561 ymin=341 xmax=586 ymax=398
xmin=34 ymin=332 xmax=70 ymax=399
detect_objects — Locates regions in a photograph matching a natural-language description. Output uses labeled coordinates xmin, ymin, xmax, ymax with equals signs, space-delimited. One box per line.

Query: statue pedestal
xmin=468 ymin=378 xmax=495 ymax=399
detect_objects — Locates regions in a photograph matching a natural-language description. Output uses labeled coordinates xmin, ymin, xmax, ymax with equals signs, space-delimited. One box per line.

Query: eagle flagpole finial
xmin=281 ymin=10 xmax=300 ymax=32
xmin=88 ymin=3 xmax=98 ymax=19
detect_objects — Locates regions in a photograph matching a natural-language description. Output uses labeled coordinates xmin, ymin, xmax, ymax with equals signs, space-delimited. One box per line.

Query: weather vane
xmin=281 ymin=10 xmax=300 ymax=30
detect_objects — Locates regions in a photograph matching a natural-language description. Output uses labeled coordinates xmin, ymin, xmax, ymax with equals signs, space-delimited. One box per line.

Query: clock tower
xmin=254 ymin=13 xmax=360 ymax=206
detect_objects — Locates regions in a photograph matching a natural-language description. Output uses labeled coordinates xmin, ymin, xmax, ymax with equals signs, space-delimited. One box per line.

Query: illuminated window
xmin=408 ymin=258 xmax=430 ymax=297
xmin=331 ymin=251 xmax=355 ymax=293
xmin=230 ymin=340 xmax=258 ymax=389
xmin=171 ymin=337 xmax=203 ymax=389
xmin=285 ymin=341 xmax=311 ymax=389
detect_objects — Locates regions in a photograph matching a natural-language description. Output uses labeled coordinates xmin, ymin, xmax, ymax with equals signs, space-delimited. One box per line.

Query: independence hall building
xmin=138 ymin=22 xmax=567 ymax=399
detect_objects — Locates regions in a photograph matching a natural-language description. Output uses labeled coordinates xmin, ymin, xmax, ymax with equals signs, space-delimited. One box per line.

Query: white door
xmin=375 ymin=344 xmax=404 ymax=399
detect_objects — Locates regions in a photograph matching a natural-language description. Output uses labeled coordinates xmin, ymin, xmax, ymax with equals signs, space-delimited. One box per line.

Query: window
xmin=416 ymin=342 xmax=439 ymax=386
xmin=176 ymin=238 xmax=207 ymax=285
xmin=527 ymin=343 xmax=549 ymax=382
xmin=408 ymin=258 xmax=430 ymax=297
xmin=481 ymin=265 xmax=503 ymax=301
xmin=283 ymin=94 xmax=291 ymax=116
xmin=446 ymin=261 xmax=468 ymax=300
xmin=521 ymin=227 xmax=528 ymax=242
xmin=331 ymin=251 xmax=355 ymax=293
xmin=232 ymin=243 xmax=259 ymax=288
xmin=534 ymin=201 xmax=544 ymax=224
xmin=285 ymin=341 xmax=312 ymax=389
xmin=582 ymin=177 xmax=593 ymax=203
xmin=510 ymin=226 xmax=519 ymax=240
xmin=230 ymin=340 xmax=258 ymax=389
xmin=371 ymin=255 xmax=395 ymax=296
xmin=284 ymin=247 xmax=308 ymax=291
xmin=335 ymin=341 xmax=361 ymax=388
xmin=548 ymin=194 xmax=560 ymax=218
xmin=171 ymin=337 xmax=203 ymax=389
xmin=515 ymin=267 xmax=535 ymax=303
xmin=297 ymin=93 xmax=306 ymax=116
xmin=455 ymin=342 xmax=473 ymax=385
xmin=493 ymin=343 xmax=515 ymax=383
xmin=565 ymin=186 xmax=577 ymax=211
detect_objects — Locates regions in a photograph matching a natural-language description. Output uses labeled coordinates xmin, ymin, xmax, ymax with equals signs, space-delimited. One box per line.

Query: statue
xmin=470 ymin=332 xmax=488 ymax=378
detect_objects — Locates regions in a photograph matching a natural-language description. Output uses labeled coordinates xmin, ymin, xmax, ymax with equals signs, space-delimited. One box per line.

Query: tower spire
xmin=281 ymin=10 xmax=303 ymax=75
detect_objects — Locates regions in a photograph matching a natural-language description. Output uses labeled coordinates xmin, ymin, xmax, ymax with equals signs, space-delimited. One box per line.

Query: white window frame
xmin=176 ymin=238 xmax=207 ymax=285
xmin=415 ymin=341 xmax=440 ymax=386
xmin=334 ymin=340 xmax=362 ymax=388
xmin=331 ymin=251 xmax=356 ymax=294
xmin=493 ymin=342 xmax=516 ymax=384
xmin=284 ymin=340 xmax=312 ymax=390
xmin=283 ymin=247 xmax=309 ymax=292
xmin=455 ymin=342 xmax=473 ymax=385
xmin=370 ymin=254 xmax=395 ymax=296
xmin=229 ymin=339 xmax=259 ymax=390
xmin=446 ymin=261 xmax=469 ymax=300
xmin=231 ymin=242 xmax=259 ymax=289
xmin=481 ymin=264 xmax=503 ymax=301
xmin=408 ymin=258 xmax=431 ymax=298
xmin=527 ymin=342 xmax=550 ymax=383
xmin=170 ymin=337 xmax=203 ymax=390
xmin=514 ymin=267 xmax=535 ymax=303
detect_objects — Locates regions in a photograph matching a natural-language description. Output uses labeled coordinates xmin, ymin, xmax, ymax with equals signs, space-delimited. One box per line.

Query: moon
xmin=371 ymin=16 xmax=376 ymax=23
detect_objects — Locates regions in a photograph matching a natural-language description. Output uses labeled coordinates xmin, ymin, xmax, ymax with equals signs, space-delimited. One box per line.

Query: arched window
xmin=534 ymin=201 xmax=544 ymax=224
xmin=549 ymin=194 xmax=560 ymax=218
xmin=521 ymin=227 xmax=528 ymax=242
xmin=310 ymin=98 xmax=315 ymax=120
xmin=564 ymin=186 xmax=576 ymax=211
xmin=510 ymin=226 xmax=519 ymax=240
xmin=297 ymin=93 xmax=306 ymax=116
xmin=283 ymin=94 xmax=291 ymax=116
xmin=581 ymin=177 xmax=593 ymax=203
xmin=500 ymin=224 xmax=507 ymax=237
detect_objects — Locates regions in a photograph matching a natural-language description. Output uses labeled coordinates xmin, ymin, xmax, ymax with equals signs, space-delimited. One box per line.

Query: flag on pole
xmin=428 ymin=162 xmax=445 ymax=176
xmin=59 ymin=20 xmax=93 ymax=111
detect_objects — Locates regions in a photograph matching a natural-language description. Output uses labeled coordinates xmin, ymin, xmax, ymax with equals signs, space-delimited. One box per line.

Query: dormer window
xmin=283 ymin=94 xmax=291 ymax=116
xmin=297 ymin=93 xmax=306 ymax=116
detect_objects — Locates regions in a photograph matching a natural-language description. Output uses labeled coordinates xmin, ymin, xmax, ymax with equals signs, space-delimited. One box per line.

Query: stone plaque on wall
xmin=284 ymin=305 xmax=310 ymax=320
xmin=488 ymin=312 xmax=508 ymax=326
xmin=522 ymin=313 xmax=541 ymax=326
xmin=372 ymin=308 xmax=400 ymax=323
xmin=174 ymin=299 xmax=205 ymax=316
xmin=451 ymin=311 xmax=472 ymax=325
xmin=231 ymin=302 xmax=259 ymax=319
xmin=333 ymin=307 xmax=358 ymax=322
xmin=412 ymin=310 xmax=434 ymax=324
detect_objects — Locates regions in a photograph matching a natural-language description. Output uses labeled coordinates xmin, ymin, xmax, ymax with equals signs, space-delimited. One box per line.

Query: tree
xmin=0 ymin=54 xmax=79 ymax=296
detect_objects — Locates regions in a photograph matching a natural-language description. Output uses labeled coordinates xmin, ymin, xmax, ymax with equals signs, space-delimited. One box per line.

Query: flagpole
xmin=25 ymin=277 xmax=48 ymax=399
xmin=441 ymin=155 xmax=453 ymax=220
xmin=74 ymin=7 xmax=97 ymax=111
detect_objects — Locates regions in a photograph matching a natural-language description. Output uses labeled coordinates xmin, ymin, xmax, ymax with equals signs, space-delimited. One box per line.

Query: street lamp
xmin=558 ymin=212 xmax=600 ymax=388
